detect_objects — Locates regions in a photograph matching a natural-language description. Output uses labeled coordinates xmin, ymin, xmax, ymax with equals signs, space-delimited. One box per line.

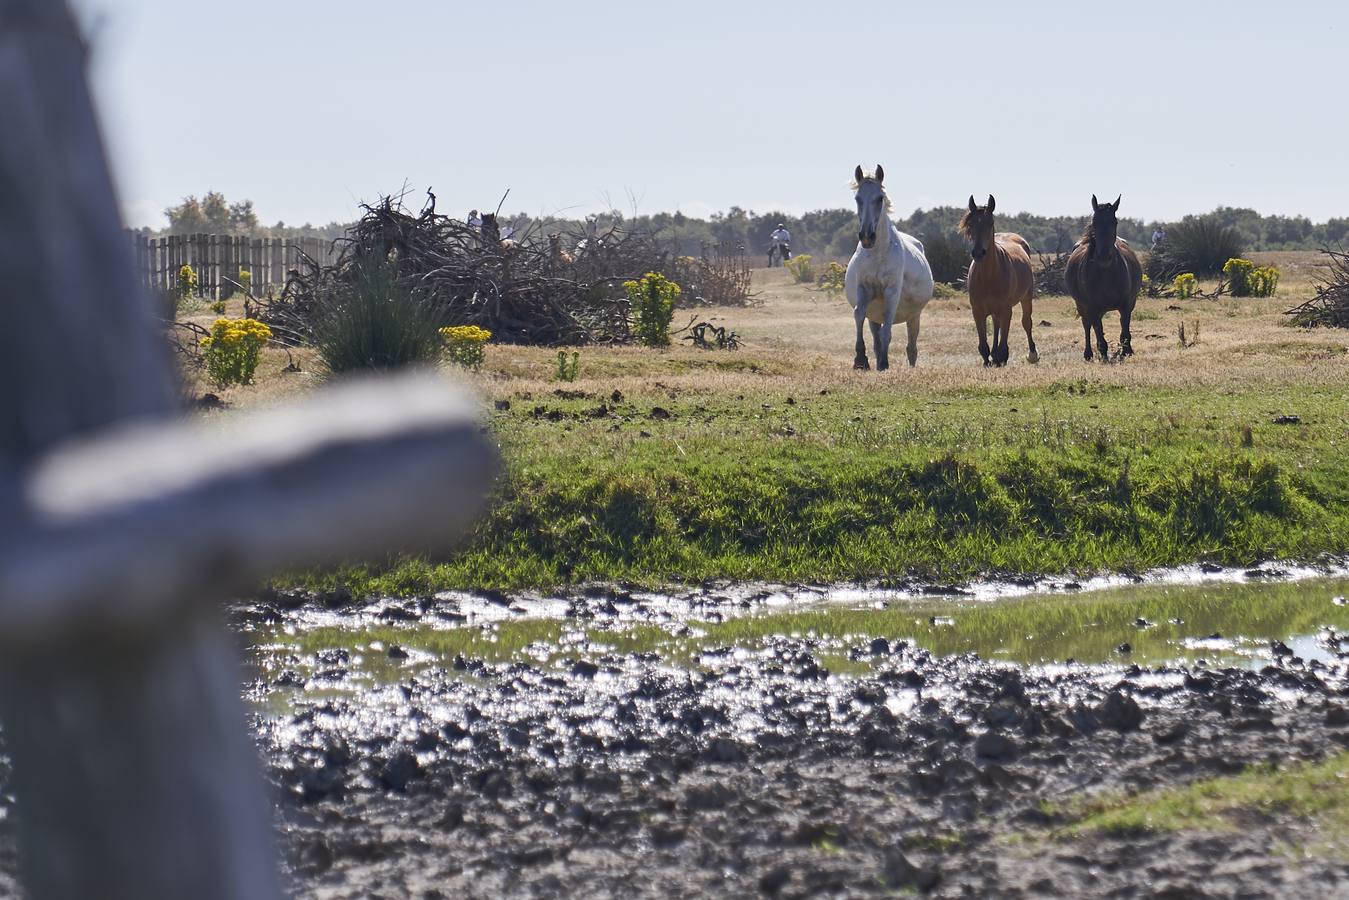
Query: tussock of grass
xmin=1056 ymin=751 xmax=1349 ymax=852
xmin=294 ymin=422 xmax=1348 ymax=595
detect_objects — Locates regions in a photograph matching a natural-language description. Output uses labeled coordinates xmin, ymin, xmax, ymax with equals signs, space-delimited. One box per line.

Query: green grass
xmin=1054 ymin=751 xmax=1349 ymax=856
xmin=285 ymin=381 xmax=1349 ymax=596
xmin=698 ymin=576 xmax=1349 ymax=666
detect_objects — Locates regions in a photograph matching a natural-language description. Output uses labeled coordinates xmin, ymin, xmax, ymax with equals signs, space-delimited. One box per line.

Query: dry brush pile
xmin=1287 ymin=248 xmax=1349 ymax=329
xmin=258 ymin=194 xmax=754 ymax=350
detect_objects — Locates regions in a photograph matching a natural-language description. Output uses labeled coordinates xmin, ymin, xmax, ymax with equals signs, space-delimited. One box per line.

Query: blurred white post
xmin=0 ymin=3 xmax=497 ymax=898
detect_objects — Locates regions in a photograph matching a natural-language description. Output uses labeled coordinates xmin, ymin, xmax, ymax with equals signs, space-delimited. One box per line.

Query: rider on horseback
xmin=769 ymin=223 xmax=792 ymax=266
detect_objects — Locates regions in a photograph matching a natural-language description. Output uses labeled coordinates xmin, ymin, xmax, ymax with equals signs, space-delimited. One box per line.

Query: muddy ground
xmin=0 ymin=581 xmax=1346 ymax=898
xmin=233 ymin=588 xmax=1349 ymax=900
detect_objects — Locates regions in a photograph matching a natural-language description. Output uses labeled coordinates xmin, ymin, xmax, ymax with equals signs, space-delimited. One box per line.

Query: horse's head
xmin=961 ymin=195 xmax=997 ymax=261
xmin=853 ymin=164 xmax=889 ymax=249
xmin=1088 ymin=194 xmax=1122 ymax=261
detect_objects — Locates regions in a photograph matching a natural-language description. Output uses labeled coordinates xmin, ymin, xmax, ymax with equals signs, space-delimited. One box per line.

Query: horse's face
xmin=964 ymin=195 xmax=997 ymax=261
xmin=1089 ymin=194 xmax=1122 ymax=261
xmin=853 ymin=164 xmax=888 ymax=249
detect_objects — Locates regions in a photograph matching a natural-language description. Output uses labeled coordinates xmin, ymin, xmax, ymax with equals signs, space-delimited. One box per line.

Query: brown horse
xmin=960 ymin=195 xmax=1038 ymax=366
xmin=1064 ymin=195 xmax=1143 ymax=361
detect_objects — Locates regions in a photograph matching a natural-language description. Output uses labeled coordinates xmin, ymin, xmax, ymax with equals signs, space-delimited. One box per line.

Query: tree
xmin=163 ymin=191 xmax=260 ymax=234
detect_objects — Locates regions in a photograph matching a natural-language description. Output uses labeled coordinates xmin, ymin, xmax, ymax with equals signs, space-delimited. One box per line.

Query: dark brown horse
xmin=960 ymin=195 xmax=1038 ymax=367
xmin=1064 ymin=195 xmax=1143 ymax=361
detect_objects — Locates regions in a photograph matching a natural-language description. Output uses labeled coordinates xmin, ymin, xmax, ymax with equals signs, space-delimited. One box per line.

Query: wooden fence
xmin=129 ymin=232 xmax=339 ymax=299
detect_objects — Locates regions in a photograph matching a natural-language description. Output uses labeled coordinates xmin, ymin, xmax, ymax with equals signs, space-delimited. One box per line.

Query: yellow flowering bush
xmin=817 ymin=261 xmax=847 ymax=296
xmin=1248 ymin=264 xmax=1280 ymax=297
xmin=624 ymin=272 xmax=681 ymax=347
xmin=1224 ymin=258 xmax=1279 ymax=297
xmin=1172 ymin=272 xmax=1197 ymax=299
xmin=200 ymin=317 xmax=271 ymax=387
xmin=176 ymin=264 xmax=198 ymax=311
xmin=784 ymin=254 xmax=815 ymax=284
xmin=440 ymin=325 xmax=492 ymax=370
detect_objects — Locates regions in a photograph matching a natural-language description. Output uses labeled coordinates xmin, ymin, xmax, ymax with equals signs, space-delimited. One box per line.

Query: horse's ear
xmin=968 ymin=195 xmax=978 ymax=213
xmin=1091 ymin=194 xmax=1100 ymax=212
xmin=1112 ymin=195 xmax=1122 ymax=212
xmin=875 ymin=164 xmax=884 ymax=185
xmin=987 ymin=195 xmax=996 ymax=214
xmin=855 ymin=165 xmax=865 ymax=185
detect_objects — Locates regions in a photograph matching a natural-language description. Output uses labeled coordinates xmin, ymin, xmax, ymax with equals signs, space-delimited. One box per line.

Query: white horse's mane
xmin=851 ymin=175 xmax=893 ymax=211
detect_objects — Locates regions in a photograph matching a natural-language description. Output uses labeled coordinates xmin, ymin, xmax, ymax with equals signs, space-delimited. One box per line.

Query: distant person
xmin=467 ymin=209 xmax=482 ymax=231
xmin=769 ymin=223 xmax=792 ymax=267
xmin=1151 ymin=226 xmax=1166 ymax=249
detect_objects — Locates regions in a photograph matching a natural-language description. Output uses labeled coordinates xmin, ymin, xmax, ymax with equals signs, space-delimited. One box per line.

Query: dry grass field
xmin=185 ymin=251 xmax=1347 ymax=410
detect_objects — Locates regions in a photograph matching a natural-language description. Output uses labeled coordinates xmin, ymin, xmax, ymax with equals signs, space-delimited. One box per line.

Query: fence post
xmin=268 ymin=236 xmax=281 ymax=292
xmin=207 ymin=233 xmax=218 ymax=299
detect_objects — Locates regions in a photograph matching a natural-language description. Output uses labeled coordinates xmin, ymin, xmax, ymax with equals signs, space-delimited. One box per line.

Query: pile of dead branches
xmin=671 ymin=241 xmax=757 ymax=307
xmin=1287 ymin=248 xmax=1349 ymax=329
xmin=259 ymin=192 xmax=678 ymax=346
xmin=1034 ymin=250 xmax=1071 ymax=296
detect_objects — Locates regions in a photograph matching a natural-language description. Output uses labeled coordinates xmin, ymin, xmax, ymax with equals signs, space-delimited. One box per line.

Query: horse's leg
xmin=991 ymin=311 xmax=1006 ymax=367
xmin=1023 ymin=298 xmax=1039 ymax=363
xmin=871 ymin=319 xmax=887 ymax=372
xmin=997 ymin=308 xmax=1014 ymax=366
xmin=853 ymin=305 xmax=870 ymax=370
xmin=974 ymin=307 xmax=991 ymax=366
xmin=905 ymin=314 xmax=920 ymax=367
xmin=1082 ymin=315 xmax=1094 ymax=362
xmin=1119 ymin=304 xmax=1134 ymax=358
xmin=877 ymin=291 xmax=903 ymax=372
xmin=1093 ymin=317 xmax=1109 ymax=362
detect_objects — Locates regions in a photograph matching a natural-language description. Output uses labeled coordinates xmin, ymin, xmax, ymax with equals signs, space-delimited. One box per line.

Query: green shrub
xmin=310 ymin=262 xmax=444 ymax=374
xmin=784 ymin=254 xmax=815 ymax=284
xmin=624 ymin=272 xmax=680 ymax=347
xmin=1147 ymin=216 xmax=1245 ymax=280
xmin=555 ymin=350 xmax=579 ymax=382
xmin=200 ymin=317 xmax=270 ymax=388
xmin=921 ymin=230 xmax=969 ymax=285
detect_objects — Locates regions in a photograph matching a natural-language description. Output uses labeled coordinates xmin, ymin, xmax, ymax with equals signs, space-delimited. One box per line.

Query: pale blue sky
xmin=80 ymin=0 xmax=1346 ymax=229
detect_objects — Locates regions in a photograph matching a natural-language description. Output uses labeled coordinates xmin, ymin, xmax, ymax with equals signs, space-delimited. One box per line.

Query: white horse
xmin=845 ymin=164 xmax=935 ymax=370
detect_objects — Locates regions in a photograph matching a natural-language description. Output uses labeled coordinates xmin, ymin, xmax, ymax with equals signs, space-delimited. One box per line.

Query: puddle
xmin=246 ymin=571 xmax=1349 ymax=712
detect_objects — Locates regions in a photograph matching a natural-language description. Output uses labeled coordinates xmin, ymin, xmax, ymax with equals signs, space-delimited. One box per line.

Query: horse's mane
xmin=1080 ymin=221 xmax=1096 ymax=247
xmin=958 ymin=209 xmax=981 ymax=241
xmin=850 ymin=177 xmax=892 ymax=211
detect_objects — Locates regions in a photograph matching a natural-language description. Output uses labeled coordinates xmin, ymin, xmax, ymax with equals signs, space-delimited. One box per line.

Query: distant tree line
xmin=144 ymin=192 xmax=350 ymax=241
xmin=149 ymin=191 xmax=1349 ymax=260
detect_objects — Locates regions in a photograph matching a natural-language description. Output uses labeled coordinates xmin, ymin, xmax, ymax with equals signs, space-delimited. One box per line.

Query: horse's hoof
xmin=877 ymin=362 xmax=889 ymax=373
xmin=853 ymin=357 xmax=870 ymax=371
xmin=1027 ymin=351 xmax=1040 ymax=364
